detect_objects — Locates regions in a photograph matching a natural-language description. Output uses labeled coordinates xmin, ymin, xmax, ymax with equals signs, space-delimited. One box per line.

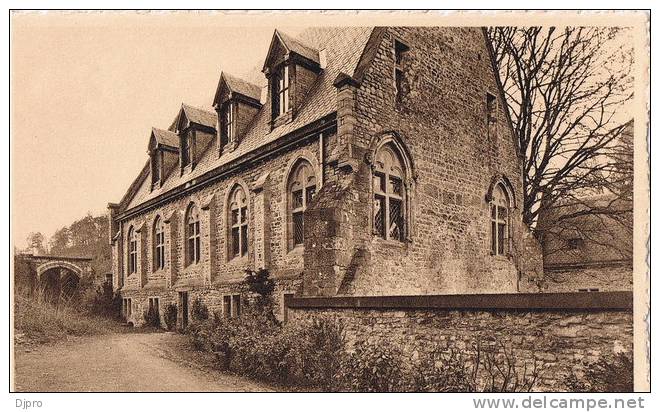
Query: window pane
xmin=491 ymin=221 xmax=497 ymax=254
xmin=389 ymin=198 xmax=403 ymax=241
xmin=498 ymin=206 xmax=507 ymax=221
xmin=240 ymin=207 xmax=248 ymax=224
xmin=223 ymin=296 xmax=231 ymax=318
xmin=293 ymin=212 xmax=304 ymax=245
xmin=373 ymin=172 xmax=386 ymax=193
xmin=232 ymin=295 xmax=241 ymax=317
xmin=241 ymin=225 xmax=248 ymax=256
xmin=491 ymin=204 xmax=496 ymax=220
xmin=374 ymin=196 xmax=385 ymax=238
xmin=305 ymin=186 xmax=316 ymax=205
xmin=195 ymin=221 xmax=200 ymax=236
xmin=389 ymin=176 xmax=403 ymax=196
xmin=195 ymin=237 xmax=201 ymax=262
xmin=232 ymin=228 xmax=239 ymax=257
xmin=188 ymin=238 xmax=195 ymax=263
xmin=292 ymin=189 xmax=303 ymax=209
xmin=231 ymin=209 xmax=239 ymax=226
xmin=498 ymin=223 xmax=506 ymax=255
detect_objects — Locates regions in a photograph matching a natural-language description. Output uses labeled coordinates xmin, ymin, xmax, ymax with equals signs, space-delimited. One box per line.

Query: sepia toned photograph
xmin=9 ymin=9 xmax=650 ymax=397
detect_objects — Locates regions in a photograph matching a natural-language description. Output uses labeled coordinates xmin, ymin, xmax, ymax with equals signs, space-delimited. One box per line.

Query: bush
xmin=566 ymin=352 xmax=633 ymax=392
xmin=143 ymin=305 xmax=161 ymax=328
xmin=88 ymin=281 xmax=122 ymax=319
xmin=14 ymin=287 xmax=121 ymax=344
xmin=164 ymin=303 xmax=177 ymax=331
xmin=334 ymin=340 xmax=405 ymax=392
xmin=244 ymin=268 xmax=275 ymax=310
xmin=191 ymin=297 xmax=209 ymax=323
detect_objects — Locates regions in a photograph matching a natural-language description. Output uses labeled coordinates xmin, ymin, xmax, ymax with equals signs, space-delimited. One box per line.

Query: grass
xmin=14 ymin=289 xmax=124 ymax=345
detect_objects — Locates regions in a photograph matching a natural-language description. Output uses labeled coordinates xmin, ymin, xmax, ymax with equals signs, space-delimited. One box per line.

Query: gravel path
xmin=13 ymin=331 xmax=273 ymax=392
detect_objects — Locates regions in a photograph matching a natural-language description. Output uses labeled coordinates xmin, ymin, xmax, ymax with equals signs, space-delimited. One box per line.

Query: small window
xmin=282 ymin=292 xmax=295 ymax=322
xmin=221 ymin=102 xmax=234 ymax=148
xmin=490 ymin=183 xmax=510 ymax=256
xmin=272 ymin=65 xmax=290 ymax=119
xmin=148 ymin=297 xmax=160 ymax=318
xmin=394 ymin=40 xmax=409 ymax=103
xmin=128 ymin=227 xmax=137 ymax=274
xmin=181 ymin=131 xmax=194 ymax=168
xmin=153 ymin=217 xmax=166 ymax=270
xmin=186 ymin=204 xmax=201 ymax=266
xmin=223 ymin=295 xmax=231 ymax=318
xmin=228 ymin=186 xmax=249 ymax=259
xmin=151 ymin=151 xmax=162 ymax=189
xmin=567 ymin=238 xmax=584 ymax=250
xmin=486 ymin=92 xmax=497 ymax=123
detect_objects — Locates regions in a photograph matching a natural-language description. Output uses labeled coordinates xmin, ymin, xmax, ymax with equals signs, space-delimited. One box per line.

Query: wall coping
xmin=286 ymin=292 xmax=633 ymax=312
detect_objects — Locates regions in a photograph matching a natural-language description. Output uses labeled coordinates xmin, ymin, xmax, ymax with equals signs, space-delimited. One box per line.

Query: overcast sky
xmin=11 ymin=12 xmax=306 ymax=249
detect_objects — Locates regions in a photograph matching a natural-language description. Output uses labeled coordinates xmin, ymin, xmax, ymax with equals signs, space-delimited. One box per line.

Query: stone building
xmin=109 ymin=27 xmax=542 ymax=327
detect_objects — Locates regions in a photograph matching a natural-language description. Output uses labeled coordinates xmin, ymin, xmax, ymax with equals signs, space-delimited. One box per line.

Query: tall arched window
xmin=153 ymin=216 xmax=165 ymax=270
xmin=128 ymin=226 xmax=137 ymax=274
xmin=228 ymin=186 xmax=248 ymax=259
xmin=288 ymin=160 xmax=317 ymax=249
xmin=373 ymin=143 xmax=406 ymax=241
xmin=490 ymin=183 xmax=510 ymax=256
xmin=186 ymin=204 xmax=201 ymax=265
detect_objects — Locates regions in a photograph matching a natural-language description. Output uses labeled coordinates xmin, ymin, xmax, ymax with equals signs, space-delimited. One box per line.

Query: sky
xmin=11 ymin=11 xmax=306 ymax=249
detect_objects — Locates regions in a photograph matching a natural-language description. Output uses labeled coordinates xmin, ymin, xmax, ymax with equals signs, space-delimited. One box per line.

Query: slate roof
xmin=122 ymin=27 xmax=374 ymax=212
xmin=151 ymin=127 xmax=179 ymax=149
xmin=276 ymin=29 xmax=320 ymax=64
xmin=221 ymin=72 xmax=262 ymax=102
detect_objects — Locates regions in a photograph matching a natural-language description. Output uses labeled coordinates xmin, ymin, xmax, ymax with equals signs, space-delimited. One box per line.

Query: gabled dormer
xmin=262 ymin=30 xmax=323 ymax=128
xmin=212 ymin=72 xmax=262 ymax=155
xmin=148 ymin=128 xmax=180 ymax=190
xmin=172 ymin=103 xmax=217 ymax=174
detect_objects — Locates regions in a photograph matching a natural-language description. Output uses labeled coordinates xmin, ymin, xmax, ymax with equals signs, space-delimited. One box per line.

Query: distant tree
xmin=48 ymin=226 xmax=71 ymax=254
xmin=26 ymin=232 xmax=47 ymax=254
xmin=487 ymin=27 xmax=634 ymax=236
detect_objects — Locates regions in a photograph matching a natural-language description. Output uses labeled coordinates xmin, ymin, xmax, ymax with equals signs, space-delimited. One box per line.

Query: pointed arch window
xmin=373 ymin=144 xmax=407 ymax=241
xmin=153 ymin=217 xmax=165 ymax=270
xmin=228 ymin=186 xmax=249 ymax=259
xmin=490 ymin=183 xmax=510 ymax=256
xmin=128 ymin=226 xmax=137 ymax=274
xmin=288 ymin=160 xmax=317 ymax=249
xmin=186 ymin=204 xmax=201 ymax=265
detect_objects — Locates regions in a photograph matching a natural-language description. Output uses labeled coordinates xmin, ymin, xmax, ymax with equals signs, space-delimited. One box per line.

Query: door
xmin=179 ymin=292 xmax=189 ymax=329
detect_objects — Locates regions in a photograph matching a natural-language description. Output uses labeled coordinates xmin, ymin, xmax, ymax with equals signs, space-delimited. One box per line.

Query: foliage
xmin=565 ymin=352 xmax=633 ymax=392
xmin=87 ymin=280 xmax=122 ymax=319
xmin=143 ymin=305 xmax=161 ymax=328
xmin=334 ymin=340 xmax=405 ymax=392
xmin=25 ymin=232 xmax=47 ymax=254
xmin=164 ymin=303 xmax=178 ymax=331
xmin=487 ymin=27 xmax=633 ymax=233
xmin=14 ymin=286 xmax=122 ymax=344
xmin=191 ymin=297 xmax=209 ymax=323
xmin=244 ymin=268 xmax=275 ymax=309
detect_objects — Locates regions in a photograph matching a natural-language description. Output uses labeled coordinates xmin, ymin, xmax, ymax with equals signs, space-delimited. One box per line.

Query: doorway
xmin=178 ymin=291 xmax=189 ymax=329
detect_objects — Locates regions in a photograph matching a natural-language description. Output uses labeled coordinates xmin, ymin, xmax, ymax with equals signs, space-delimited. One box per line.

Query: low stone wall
xmin=287 ymin=292 xmax=633 ymax=391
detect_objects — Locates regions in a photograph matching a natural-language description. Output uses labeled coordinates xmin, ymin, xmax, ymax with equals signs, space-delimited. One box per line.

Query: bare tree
xmin=487 ymin=27 xmax=634 ymax=239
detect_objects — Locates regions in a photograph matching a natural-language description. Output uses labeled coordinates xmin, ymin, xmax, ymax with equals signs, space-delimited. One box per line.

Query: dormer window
xmin=151 ymin=150 xmax=163 ymax=189
xmin=220 ymin=102 xmax=234 ymax=147
xmin=272 ymin=65 xmax=290 ymax=118
xmin=181 ymin=131 xmax=193 ymax=168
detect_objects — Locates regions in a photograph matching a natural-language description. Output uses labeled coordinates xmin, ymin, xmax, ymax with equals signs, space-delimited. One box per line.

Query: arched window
xmin=186 ymin=204 xmax=201 ymax=265
xmin=373 ymin=143 xmax=406 ymax=241
xmin=128 ymin=226 xmax=137 ymax=274
xmin=228 ymin=186 xmax=248 ymax=259
xmin=153 ymin=216 xmax=165 ymax=270
xmin=288 ymin=160 xmax=317 ymax=249
xmin=490 ymin=183 xmax=510 ymax=256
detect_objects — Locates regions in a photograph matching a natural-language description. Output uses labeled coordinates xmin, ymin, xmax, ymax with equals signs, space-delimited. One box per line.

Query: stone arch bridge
xmin=14 ymin=254 xmax=93 ymax=303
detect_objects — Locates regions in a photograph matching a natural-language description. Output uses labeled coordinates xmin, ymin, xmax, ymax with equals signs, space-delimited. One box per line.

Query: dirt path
xmin=13 ymin=331 xmax=274 ymax=392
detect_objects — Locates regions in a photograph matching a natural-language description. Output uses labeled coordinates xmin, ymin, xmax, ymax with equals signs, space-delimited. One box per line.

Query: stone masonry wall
xmin=289 ymin=304 xmax=633 ymax=391
xmin=544 ymin=265 xmax=634 ymax=293
xmin=304 ymin=27 xmax=541 ymax=297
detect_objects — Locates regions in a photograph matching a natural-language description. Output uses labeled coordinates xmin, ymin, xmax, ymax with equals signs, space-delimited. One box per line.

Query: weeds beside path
xmin=13 ymin=332 xmax=274 ymax=392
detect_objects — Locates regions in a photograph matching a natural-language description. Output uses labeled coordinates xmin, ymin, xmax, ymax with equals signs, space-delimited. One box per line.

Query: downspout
xmin=318 ymin=132 xmax=324 ymax=187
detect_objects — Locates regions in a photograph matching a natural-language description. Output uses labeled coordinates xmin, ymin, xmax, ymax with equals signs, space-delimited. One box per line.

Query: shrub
xmin=88 ymin=281 xmax=122 ymax=319
xmin=566 ymin=352 xmax=633 ymax=392
xmin=191 ymin=297 xmax=209 ymax=323
xmin=334 ymin=339 xmax=405 ymax=392
xmin=412 ymin=347 xmax=478 ymax=392
xmin=143 ymin=305 xmax=161 ymax=328
xmin=164 ymin=303 xmax=177 ymax=331
xmin=244 ymin=268 xmax=275 ymax=310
